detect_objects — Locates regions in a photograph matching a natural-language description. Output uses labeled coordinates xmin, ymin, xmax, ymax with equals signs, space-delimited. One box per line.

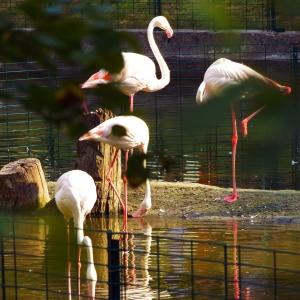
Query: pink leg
xmin=241 ymin=107 xmax=264 ymax=137
xmin=106 ymin=149 xmax=126 ymax=213
xmin=122 ymin=150 xmax=129 ymax=232
xmin=82 ymin=99 xmax=89 ymax=114
xmin=77 ymin=247 xmax=81 ymax=299
xmin=224 ymin=105 xmax=238 ymax=202
xmin=66 ymin=221 xmax=72 ymax=300
xmin=129 ymin=95 xmax=134 ymax=112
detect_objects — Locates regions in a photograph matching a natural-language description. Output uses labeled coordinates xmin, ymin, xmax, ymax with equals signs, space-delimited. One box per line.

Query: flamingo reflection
xmin=232 ymin=221 xmax=250 ymax=300
xmin=121 ymin=218 xmax=170 ymax=299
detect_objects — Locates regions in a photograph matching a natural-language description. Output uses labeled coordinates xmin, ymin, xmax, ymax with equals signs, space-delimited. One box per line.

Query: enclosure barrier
xmin=2 ymin=0 xmax=300 ymax=31
xmin=1 ymin=218 xmax=300 ymax=299
xmin=0 ymin=42 xmax=299 ymax=190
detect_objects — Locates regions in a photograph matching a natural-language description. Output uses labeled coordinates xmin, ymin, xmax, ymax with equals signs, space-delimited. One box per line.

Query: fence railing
xmin=1 ymin=218 xmax=300 ymax=299
xmin=2 ymin=0 xmax=300 ymax=31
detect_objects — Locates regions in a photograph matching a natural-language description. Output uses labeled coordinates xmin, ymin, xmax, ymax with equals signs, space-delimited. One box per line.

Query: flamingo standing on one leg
xmin=196 ymin=58 xmax=291 ymax=202
xmin=80 ymin=16 xmax=174 ymax=112
xmin=55 ymin=170 xmax=97 ymax=300
xmin=79 ymin=116 xmax=151 ymax=230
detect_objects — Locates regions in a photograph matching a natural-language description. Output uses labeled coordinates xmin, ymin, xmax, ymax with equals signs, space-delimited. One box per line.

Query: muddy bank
xmin=47 ymin=181 xmax=300 ymax=223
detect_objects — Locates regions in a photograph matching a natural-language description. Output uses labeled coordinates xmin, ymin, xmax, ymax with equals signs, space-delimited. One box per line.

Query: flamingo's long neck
xmin=74 ymin=215 xmax=85 ymax=245
xmin=74 ymin=216 xmax=97 ymax=299
xmin=147 ymin=20 xmax=170 ymax=91
xmin=142 ymin=148 xmax=151 ymax=211
xmin=143 ymin=179 xmax=151 ymax=209
xmin=131 ymin=148 xmax=152 ymax=217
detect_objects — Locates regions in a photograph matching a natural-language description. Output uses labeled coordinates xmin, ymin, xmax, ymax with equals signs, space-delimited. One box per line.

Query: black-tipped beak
xmin=167 ymin=37 xmax=172 ymax=43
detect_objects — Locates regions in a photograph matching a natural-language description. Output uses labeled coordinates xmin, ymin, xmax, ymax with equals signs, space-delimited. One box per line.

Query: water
xmin=1 ymin=214 xmax=300 ymax=299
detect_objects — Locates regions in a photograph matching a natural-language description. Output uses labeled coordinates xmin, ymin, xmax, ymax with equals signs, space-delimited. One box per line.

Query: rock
xmin=0 ymin=158 xmax=50 ymax=210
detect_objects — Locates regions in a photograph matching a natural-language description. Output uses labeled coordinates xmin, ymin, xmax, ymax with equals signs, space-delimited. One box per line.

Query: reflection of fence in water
xmin=1 ymin=218 xmax=300 ymax=299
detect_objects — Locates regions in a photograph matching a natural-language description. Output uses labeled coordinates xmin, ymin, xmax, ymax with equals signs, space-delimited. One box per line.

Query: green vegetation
xmin=1 ymin=1 xmax=300 ymax=31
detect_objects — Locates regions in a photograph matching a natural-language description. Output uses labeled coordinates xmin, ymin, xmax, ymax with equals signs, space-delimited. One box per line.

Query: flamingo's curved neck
xmin=82 ymin=236 xmax=95 ymax=265
xmin=74 ymin=217 xmax=97 ymax=296
xmin=147 ymin=20 xmax=170 ymax=91
xmin=74 ymin=215 xmax=85 ymax=246
xmin=143 ymin=179 xmax=151 ymax=208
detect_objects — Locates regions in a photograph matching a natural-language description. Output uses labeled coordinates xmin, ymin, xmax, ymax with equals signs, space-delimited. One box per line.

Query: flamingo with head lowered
xmin=55 ymin=170 xmax=97 ymax=300
xmin=196 ymin=58 xmax=291 ymax=202
xmin=79 ymin=115 xmax=151 ymax=230
xmin=81 ymin=16 xmax=173 ymax=112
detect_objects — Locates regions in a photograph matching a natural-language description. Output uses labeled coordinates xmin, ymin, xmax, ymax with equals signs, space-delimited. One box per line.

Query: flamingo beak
xmin=79 ymin=132 xmax=92 ymax=141
xmin=166 ymin=28 xmax=174 ymax=42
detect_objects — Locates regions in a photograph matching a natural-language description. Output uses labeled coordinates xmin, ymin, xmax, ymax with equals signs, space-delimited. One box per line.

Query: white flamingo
xmin=55 ymin=170 xmax=97 ymax=300
xmin=81 ymin=16 xmax=173 ymax=112
xmin=196 ymin=58 xmax=291 ymax=202
xmin=79 ymin=115 xmax=151 ymax=230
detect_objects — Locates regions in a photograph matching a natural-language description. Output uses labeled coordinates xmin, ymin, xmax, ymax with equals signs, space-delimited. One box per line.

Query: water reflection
xmin=1 ymin=214 xmax=300 ymax=299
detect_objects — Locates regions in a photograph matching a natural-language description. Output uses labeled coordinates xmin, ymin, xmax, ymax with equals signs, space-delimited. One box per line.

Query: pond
xmin=1 ymin=214 xmax=300 ymax=299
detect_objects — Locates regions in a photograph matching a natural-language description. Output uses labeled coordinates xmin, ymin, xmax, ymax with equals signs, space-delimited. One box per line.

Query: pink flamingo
xmin=79 ymin=115 xmax=151 ymax=230
xmin=81 ymin=16 xmax=173 ymax=112
xmin=55 ymin=170 xmax=97 ymax=300
xmin=196 ymin=58 xmax=291 ymax=202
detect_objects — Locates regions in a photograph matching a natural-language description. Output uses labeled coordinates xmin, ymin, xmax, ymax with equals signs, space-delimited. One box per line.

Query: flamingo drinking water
xmin=55 ymin=170 xmax=97 ymax=300
xmin=196 ymin=58 xmax=291 ymax=202
xmin=81 ymin=16 xmax=174 ymax=112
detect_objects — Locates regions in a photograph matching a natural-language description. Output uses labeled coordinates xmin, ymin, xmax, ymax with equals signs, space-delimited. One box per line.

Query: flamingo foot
xmin=223 ymin=193 xmax=238 ymax=202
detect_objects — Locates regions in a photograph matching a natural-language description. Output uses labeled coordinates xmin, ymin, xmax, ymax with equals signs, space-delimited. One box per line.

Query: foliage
xmin=0 ymin=0 xmax=140 ymax=136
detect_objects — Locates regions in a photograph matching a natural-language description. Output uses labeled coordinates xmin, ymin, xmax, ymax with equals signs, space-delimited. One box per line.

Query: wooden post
xmin=0 ymin=158 xmax=50 ymax=210
xmin=74 ymin=108 xmax=121 ymax=215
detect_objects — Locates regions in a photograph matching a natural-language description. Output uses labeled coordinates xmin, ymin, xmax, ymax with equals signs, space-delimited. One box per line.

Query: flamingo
xmin=196 ymin=58 xmax=291 ymax=202
xmin=80 ymin=16 xmax=174 ymax=112
xmin=55 ymin=170 xmax=97 ymax=300
xmin=79 ymin=115 xmax=151 ymax=230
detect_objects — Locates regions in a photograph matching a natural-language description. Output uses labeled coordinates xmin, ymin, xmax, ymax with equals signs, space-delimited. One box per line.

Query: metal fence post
xmin=0 ymin=220 xmax=6 ymax=300
xmin=270 ymin=0 xmax=285 ymax=32
xmin=292 ymin=46 xmax=299 ymax=190
xmin=107 ymin=231 xmax=121 ymax=300
xmin=154 ymin=0 xmax=161 ymax=16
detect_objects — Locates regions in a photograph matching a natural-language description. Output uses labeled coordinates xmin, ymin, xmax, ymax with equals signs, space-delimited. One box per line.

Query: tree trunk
xmin=74 ymin=108 xmax=122 ymax=215
xmin=0 ymin=158 xmax=50 ymax=210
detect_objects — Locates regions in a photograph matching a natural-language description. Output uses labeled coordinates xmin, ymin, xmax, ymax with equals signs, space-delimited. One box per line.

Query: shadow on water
xmin=1 ymin=213 xmax=300 ymax=299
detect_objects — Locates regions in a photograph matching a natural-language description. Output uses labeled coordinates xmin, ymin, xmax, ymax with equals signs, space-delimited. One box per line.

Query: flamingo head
xmin=283 ymin=86 xmax=291 ymax=95
xmin=152 ymin=16 xmax=174 ymax=41
xmin=79 ymin=129 xmax=103 ymax=142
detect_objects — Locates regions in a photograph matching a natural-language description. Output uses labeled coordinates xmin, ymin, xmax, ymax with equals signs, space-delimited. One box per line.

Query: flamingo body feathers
xmin=81 ymin=16 xmax=173 ymax=107
xmin=196 ymin=58 xmax=290 ymax=104
xmin=79 ymin=116 xmax=149 ymax=152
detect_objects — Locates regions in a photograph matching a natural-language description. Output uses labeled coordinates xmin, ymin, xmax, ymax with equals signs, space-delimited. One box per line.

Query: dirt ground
xmin=47 ymin=181 xmax=300 ymax=223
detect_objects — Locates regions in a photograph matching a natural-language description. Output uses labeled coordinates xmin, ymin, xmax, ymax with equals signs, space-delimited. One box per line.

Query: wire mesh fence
xmin=1 ymin=218 xmax=300 ymax=299
xmin=1 ymin=0 xmax=300 ymax=31
xmin=1 ymin=40 xmax=299 ymax=189
xmin=0 ymin=1 xmax=300 ymax=190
